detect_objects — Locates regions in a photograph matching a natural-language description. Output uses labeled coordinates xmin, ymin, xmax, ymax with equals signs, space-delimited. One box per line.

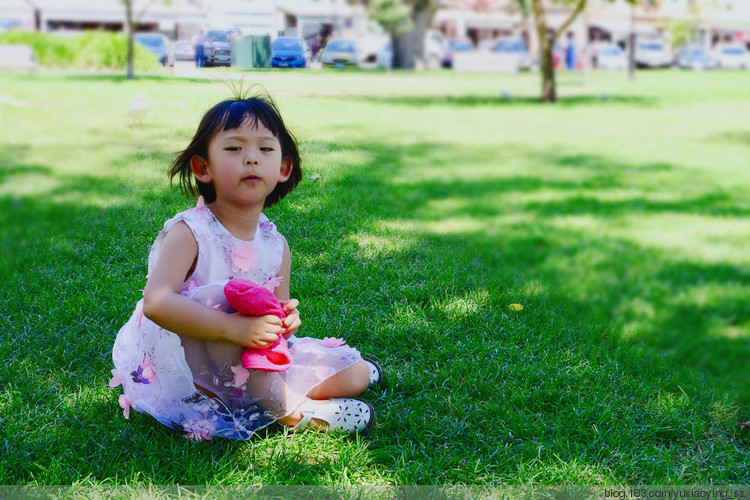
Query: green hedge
xmin=0 ymin=30 xmax=162 ymax=71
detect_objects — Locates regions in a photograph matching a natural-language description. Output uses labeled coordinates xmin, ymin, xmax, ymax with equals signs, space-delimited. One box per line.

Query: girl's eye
xmin=225 ymin=147 xmax=241 ymax=151
xmin=261 ymin=147 xmax=274 ymax=152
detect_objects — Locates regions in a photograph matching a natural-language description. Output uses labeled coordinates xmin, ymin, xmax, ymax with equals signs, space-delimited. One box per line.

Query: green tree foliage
xmin=368 ymin=0 xmax=414 ymax=36
xmin=668 ymin=18 xmax=694 ymax=49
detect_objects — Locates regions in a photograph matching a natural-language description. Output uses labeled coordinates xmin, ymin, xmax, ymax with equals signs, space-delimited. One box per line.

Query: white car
xmin=712 ymin=43 xmax=750 ymax=69
xmin=634 ymin=40 xmax=672 ymax=68
xmin=594 ymin=43 xmax=627 ymax=70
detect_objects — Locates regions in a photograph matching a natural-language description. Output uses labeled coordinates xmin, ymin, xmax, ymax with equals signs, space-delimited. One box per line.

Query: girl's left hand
xmin=280 ymin=299 xmax=301 ymax=337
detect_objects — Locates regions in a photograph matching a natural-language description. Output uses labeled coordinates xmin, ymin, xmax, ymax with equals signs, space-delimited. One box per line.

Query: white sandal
xmin=290 ymin=398 xmax=375 ymax=435
xmin=362 ymin=357 xmax=384 ymax=390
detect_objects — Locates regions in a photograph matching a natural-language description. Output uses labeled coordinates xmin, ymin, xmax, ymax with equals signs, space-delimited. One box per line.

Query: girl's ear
xmin=190 ymin=155 xmax=212 ymax=184
xmin=278 ymin=157 xmax=293 ymax=183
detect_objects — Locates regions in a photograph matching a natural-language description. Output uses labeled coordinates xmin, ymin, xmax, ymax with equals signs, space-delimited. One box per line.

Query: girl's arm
xmin=274 ymin=235 xmax=301 ymax=338
xmin=142 ymin=221 xmax=282 ymax=349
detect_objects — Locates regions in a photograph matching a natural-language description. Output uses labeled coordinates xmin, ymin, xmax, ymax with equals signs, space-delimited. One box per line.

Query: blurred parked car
xmin=204 ymin=29 xmax=232 ymax=67
xmin=712 ymin=43 xmax=750 ymax=69
xmin=134 ymin=33 xmax=175 ymax=67
xmin=321 ymin=39 xmax=359 ymax=68
xmin=442 ymin=37 xmax=474 ymax=68
xmin=634 ymin=39 xmax=672 ymax=68
xmin=594 ymin=43 xmax=627 ymax=70
xmin=377 ymin=40 xmax=393 ymax=69
xmin=271 ymin=37 xmax=311 ymax=68
xmin=173 ymin=40 xmax=194 ymax=61
xmin=677 ymin=45 xmax=714 ymax=70
xmin=492 ymin=37 xmax=535 ymax=70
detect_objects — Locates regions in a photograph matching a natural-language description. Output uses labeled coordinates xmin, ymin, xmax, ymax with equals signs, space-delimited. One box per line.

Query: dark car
xmin=134 ymin=33 xmax=175 ymax=67
xmin=204 ymin=29 xmax=233 ymax=67
xmin=442 ymin=37 xmax=474 ymax=68
xmin=271 ymin=37 xmax=311 ymax=68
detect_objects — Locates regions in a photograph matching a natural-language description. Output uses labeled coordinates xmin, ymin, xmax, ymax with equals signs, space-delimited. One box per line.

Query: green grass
xmin=1 ymin=67 xmax=749 ymax=485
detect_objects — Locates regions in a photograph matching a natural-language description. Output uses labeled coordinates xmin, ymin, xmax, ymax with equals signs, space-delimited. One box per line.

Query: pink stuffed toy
xmin=223 ymin=278 xmax=293 ymax=372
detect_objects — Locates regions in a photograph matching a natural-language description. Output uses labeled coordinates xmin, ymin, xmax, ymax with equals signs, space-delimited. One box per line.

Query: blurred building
xmin=0 ymin=0 xmax=204 ymax=39
xmin=431 ymin=0 xmax=750 ymax=56
xmin=1 ymin=0 xmax=748 ymax=51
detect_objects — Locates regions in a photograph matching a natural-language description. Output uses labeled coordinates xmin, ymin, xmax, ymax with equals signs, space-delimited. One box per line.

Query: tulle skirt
xmin=111 ymin=288 xmax=361 ymax=440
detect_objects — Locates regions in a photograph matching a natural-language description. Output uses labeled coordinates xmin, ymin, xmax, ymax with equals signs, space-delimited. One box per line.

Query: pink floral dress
xmin=111 ymin=200 xmax=361 ymax=440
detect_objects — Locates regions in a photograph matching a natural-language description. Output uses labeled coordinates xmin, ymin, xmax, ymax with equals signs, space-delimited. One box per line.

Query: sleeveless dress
xmin=111 ymin=200 xmax=362 ymax=440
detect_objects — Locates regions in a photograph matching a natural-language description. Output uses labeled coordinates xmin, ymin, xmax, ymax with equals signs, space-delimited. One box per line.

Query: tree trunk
xmin=393 ymin=3 xmax=438 ymax=70
xmin=125 ymin=0 xmax=135 ymax=80
xmin=532 ymin=0 xmax=556 ymax=102
xmin=393 ymin=31 xmax=415 ymax=69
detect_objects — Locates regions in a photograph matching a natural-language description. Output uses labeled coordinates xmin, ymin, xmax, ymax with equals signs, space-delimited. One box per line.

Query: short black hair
xmin=170 ymin=93 xmax=302 ymax=208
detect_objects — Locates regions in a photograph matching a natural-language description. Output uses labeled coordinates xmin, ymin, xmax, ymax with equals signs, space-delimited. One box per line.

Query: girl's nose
xmin=245 ymin=158 xmax=258 ymax=166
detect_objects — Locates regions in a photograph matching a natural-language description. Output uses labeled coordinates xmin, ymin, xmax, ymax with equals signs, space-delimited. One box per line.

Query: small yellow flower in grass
xmin=508 ymin=303 xmax=524 ymax=311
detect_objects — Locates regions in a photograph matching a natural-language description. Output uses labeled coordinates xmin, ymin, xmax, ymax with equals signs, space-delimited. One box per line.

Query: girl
xmin=111 ymin=92 xmax=381 ymax=440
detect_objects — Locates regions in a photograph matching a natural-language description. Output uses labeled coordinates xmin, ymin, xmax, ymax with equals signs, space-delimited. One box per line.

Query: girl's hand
xmin=225 ymin=314 xmax=283 ymax=349
xmin=280 ymin=299 xmax=301 ymax=338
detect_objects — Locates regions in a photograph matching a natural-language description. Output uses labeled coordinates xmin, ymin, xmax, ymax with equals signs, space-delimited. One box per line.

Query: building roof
xmin=589 ymin=19 xmax=659 ymax=37
xmin=276 ymin=0 xmax=355 ymax=18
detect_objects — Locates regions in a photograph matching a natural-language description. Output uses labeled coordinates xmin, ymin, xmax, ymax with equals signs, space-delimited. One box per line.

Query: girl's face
xmin=190 ymin=119 xmax=292 ymax=208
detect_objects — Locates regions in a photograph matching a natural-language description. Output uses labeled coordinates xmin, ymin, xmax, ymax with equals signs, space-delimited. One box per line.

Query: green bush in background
xmin=0 ymin=30 xmax=162 ymax=71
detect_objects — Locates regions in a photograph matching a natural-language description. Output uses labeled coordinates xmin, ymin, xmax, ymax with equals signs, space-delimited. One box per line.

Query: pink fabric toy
xmin=224 ymin=278 xmax=293 ymax=372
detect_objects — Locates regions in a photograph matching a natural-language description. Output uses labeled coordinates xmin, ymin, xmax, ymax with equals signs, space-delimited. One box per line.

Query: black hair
xmin=170 ymin=92 xmax=302 ymax=209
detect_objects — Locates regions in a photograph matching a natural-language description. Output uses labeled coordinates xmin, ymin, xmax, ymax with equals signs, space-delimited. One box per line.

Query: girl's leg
xmin=306 ymin=360 xmax=370 ymax=400
xmin=203 ymin=339 xmax=243 ymax=368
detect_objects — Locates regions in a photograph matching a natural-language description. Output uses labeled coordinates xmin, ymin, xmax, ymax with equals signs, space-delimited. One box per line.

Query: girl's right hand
xmin=225 ymin=314 xmax=283 ymax=349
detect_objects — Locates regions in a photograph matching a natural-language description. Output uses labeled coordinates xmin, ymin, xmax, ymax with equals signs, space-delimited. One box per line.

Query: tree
xmin=122 ymin=0 xmax=171 ymax=79
xmin=391 ymin=0 xmax=440 ymax=69
xmin=522 ymin=0 xmax=638 ymax=103
xmin=667 ymin=0 xmax=713 ymax=50
xmin=368 ymin=0 xmax=414 ymax=69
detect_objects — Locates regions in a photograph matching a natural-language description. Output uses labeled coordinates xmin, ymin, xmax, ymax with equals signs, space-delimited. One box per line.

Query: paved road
xmin=172 ymin=59 xmax=324 ymax=79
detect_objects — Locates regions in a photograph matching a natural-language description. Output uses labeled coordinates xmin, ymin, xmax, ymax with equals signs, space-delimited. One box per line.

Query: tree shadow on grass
xmin=344 ymin=94 xmax=655 ymax=108
xmin=2 ymin=130 xmax=749 ymax=484
xmin=280 ymin=139 xmax=750 ymax=482
xmin=0 ymin=152 xmax=392 ymax=484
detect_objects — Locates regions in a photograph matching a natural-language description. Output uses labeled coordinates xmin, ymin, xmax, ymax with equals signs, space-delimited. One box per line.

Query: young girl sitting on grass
xmin=110 ymin=92 xmax=382 ymax=440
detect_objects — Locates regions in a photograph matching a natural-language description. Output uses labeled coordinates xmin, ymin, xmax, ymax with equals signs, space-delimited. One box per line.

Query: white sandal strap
xmin=362 ymin=357 xmax=384 ymax=389
xmin=288 ymin=402 xmax=314 ymax=433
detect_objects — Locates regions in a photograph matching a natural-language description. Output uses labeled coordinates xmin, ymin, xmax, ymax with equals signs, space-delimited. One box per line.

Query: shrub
xmin=0 ymin=30 xmax=162 ymax=71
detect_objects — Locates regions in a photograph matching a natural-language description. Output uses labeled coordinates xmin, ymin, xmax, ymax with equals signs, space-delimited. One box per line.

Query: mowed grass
xmin=0 ymin=67 xmax=749 ymax=485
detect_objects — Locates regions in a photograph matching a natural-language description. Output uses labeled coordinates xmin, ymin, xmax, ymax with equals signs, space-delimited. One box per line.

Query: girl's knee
xmin=348 ymin=360 xmax=370 ymax=393
xmin=307 ymin=360 xmax=369 ymax=400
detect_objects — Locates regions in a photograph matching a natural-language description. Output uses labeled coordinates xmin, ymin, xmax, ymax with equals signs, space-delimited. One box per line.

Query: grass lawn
xmin=0 ymin=67 xmax=749 ymax=485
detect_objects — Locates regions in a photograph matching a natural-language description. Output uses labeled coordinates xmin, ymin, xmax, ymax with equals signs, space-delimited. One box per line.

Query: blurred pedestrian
xmin=311 ymin=35 xmax=321 ymax=62
xmin=192 ymin=30 xmax=207 ymax=67
xmin=566 ymin=32 xmax=577 ymax=71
